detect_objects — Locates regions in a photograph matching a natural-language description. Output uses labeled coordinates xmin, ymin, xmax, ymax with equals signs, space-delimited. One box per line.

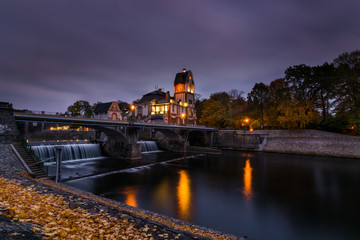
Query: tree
xmin=198 ymin=98 xmax=227 ymax=127
xmin=67 ymin=100 xmax=93 ymax=117
xmin=333 ymin=50 xmax=360 ymax=134
xmin=265 ymin=78 xmax=291 ymax=128
xmin=277 ymin=100 xmax=319 ymax=129
xmin=309 ymin=63 xmax=337 ymax=121
xmin=285 ymin=64 xmax=312 ymax=101
xmin=196 ymin=90 xmax=247 ymax=128
xmin=247 ymin=83 xmax=269 ymax=128
xmin=117 ymin=100 xmax=130 ymax=111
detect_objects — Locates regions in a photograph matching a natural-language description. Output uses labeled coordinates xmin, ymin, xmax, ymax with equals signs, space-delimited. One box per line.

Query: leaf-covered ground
xmin=0 ymin=173 xmax=238 ymax=240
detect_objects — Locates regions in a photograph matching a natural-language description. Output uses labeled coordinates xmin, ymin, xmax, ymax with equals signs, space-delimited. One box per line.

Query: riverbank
xmin=0 ymin=144 xmax=239 ymax=240
xmin=218 ymin=129 xmax=360 ymax=158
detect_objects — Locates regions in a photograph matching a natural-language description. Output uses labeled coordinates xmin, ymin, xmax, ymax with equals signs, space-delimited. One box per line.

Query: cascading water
xmin=137 ymin=141 xmax=160 ymax=153
xmin=31 ymin=143 xmax=102 ymax=162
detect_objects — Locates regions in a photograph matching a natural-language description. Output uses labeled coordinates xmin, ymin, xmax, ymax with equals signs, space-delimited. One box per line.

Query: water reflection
xmin=243 ymin=159 xmax=253 ymax=200
xmin=153 ymin=178 xmax=173 ymax=213
xmin=177 ymin=170 xmax=192 ymax=221
xmin=65 ymin=151 xmax=360 ymax=239
xmin=123 ymin=186 xmax=138 ymax=207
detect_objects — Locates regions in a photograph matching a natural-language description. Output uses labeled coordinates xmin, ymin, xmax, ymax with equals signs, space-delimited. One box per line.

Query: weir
xmin=31 ymin=143 xmax=102 ymax=162
xmin=30 ymin=141 xmax=161 ymax=162
xmin=138 ymin=141 xmax=160 ymax=153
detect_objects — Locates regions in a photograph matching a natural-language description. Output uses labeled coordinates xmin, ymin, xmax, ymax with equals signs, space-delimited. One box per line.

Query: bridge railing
xmin=14 ymin=109 xmax=213 ymax=129
xmin=15 ymin=109 xmax=67 ymax=116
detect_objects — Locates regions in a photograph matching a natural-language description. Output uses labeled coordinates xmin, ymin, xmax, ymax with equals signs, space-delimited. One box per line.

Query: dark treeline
xmin=196 ymin=49 xmax=360 ymax=135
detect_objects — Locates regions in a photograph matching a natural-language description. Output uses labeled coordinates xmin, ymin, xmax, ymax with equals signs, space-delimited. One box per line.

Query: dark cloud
xmin=1 ymin=0 xmax=359 ymax=111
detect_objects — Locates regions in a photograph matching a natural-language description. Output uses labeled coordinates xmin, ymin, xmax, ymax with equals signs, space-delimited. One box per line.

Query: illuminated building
xmin=133 ymin=69 xmax=196 ymax=125
xmin=93 ymin=101 xmax=122 ymax=120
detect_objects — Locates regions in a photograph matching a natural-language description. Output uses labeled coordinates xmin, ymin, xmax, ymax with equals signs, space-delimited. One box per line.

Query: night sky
xmin=1 ymin=0 xmax=360 ymax=112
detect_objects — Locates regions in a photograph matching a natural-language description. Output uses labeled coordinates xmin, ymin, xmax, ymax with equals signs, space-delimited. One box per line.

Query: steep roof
xmin=138 ymin=90 xmax=166 ymax=103
xmin=174 ymin=69 xmax=193 ymax=85
xmin=94 ymin=102 xmax=112 ymax=114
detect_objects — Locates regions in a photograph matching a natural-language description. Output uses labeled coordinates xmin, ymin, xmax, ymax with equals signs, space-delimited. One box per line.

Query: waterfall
xmin=137 ymin=141 xmax=160 ymax=153
xmin=31 ymin=143 xmax=102 ymax=162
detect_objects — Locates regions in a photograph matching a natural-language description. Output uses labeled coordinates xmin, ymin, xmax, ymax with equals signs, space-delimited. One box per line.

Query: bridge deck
xmin=14 ymin=112 xmax=215 ymax=131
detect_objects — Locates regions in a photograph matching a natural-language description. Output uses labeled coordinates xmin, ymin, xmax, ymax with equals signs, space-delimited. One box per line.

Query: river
xmin=58 ymin=150 xmax=360 ymax=239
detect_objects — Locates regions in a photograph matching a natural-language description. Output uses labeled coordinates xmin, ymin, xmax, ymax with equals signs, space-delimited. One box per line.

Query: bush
xmin=319 ymin=116 xmax=349 ymax=133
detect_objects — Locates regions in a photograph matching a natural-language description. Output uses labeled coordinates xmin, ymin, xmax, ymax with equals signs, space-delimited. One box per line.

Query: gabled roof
xmin=174 ymin=69 xmax=193 ymax=85
xmin=138 ymin=90 xmax=166 ymax=103
xmin=94 ymin=102 xmax=112 ymax=114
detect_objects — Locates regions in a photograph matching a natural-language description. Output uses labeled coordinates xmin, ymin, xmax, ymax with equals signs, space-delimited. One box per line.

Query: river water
xmin=60 ymin=150 xmax=360 ymax=239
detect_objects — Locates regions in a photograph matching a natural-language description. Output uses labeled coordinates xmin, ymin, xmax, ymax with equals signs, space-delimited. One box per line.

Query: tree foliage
xmin=277 ymin=100 xmax=319 ymax=129
xmin=67 ymin=100 xmax=93 ymax=117
xmin=197 ymin=90 xmax=248 ymax=128
xmin=196 ymin=49 xmax=360 ymax=134
xmin=333 ymin=50 xmax=360 ymax=133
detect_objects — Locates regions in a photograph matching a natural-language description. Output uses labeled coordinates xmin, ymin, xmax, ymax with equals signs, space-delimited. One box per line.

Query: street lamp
xmin=181 ymin=113 xmax=186 ymax=125
xmin=243 ymin=117 xmax=250 ymax=134
xmin=130 ymin=105 xmax=135 ymax=123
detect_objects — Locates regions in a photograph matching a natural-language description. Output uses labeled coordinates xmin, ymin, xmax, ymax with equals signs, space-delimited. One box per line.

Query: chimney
xmin=166 ymin=91 xmax=170 ymax=100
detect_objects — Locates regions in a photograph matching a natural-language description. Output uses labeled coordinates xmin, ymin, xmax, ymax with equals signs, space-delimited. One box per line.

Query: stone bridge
xmin=13 ymin=112 xmax=215 ymax=159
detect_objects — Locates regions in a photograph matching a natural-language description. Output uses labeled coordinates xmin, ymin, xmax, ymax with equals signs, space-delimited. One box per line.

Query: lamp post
xmin=130 ymin=105 xmax=135 ymax=123
xmin=181 ymin=113 xmax=186 ymax=125
xmin=55 ymin=146 xmax=63 ymax=183
xmin=243 ymin=117 xmax=250 ymax=134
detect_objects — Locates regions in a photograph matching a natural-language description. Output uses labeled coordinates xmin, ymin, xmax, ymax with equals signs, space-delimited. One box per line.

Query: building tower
xmin=174 ymin=68 xmax=195 ymax=107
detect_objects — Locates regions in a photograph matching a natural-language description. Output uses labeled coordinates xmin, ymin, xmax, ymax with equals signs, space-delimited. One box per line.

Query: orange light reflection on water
xmin=123 ymin=187 xmax=138 ymax=208
xmin=243 ymin=159 xmax=253 ymax=201
xmin=177 ymin=170 xmax=191 ymax=221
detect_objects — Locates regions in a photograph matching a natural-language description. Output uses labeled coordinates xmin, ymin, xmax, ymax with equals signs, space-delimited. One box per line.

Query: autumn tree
xmin=247 ymin=83 xmax=269 ymax=128
xmin=197 ymin=98 xmax=227 ymax=127
xmin=196 ymin=90 xmax=247 ymax=128
xmin=265 ymin=79 xmax=291 ymax=128
xmin=284 ymin=64 xmax=319 ymax=128
xmin=67 ymin=100 xmax=93 ymax=117
xmin=277 ymin=100 xmax=319 ymax=129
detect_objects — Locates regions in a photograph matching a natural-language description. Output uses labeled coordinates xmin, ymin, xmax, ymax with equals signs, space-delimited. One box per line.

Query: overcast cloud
xmin=1 ymin=0 xmax=359 ymax=112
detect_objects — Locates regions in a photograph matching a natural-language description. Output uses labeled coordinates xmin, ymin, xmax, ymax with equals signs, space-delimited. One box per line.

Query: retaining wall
xmin=218 ymin=129 xmax=360 ymax=158
xmin=0 ymin=106 xmax=19 ymax=144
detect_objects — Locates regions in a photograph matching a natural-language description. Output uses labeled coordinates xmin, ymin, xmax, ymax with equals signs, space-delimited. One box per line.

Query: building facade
xmin=133 ymin=69 xmax=196 ymax=125
xmin=93 ymin=101 xmax=122 ymax=120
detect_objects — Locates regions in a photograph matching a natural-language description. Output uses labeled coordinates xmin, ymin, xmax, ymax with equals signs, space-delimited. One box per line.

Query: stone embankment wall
xmin=218 ymin=129 xmax=360 ymax=158
xmin=0 ymin=144 xmax=26 ymax=172
xmin=0 ymin=105 xmax=19 ymax=144
xmin=216 ymin=131 xmax=266 ymax=150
